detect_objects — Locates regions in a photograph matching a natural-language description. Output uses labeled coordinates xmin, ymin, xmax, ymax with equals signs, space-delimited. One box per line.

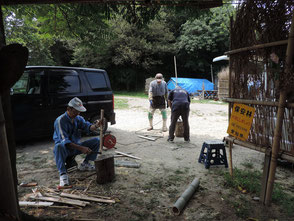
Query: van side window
xmin=85 ymin=71 xmax=108 ymax=90
xmin=12 ymin=70 xmax=42 ymax=95
xmin=48 ymin=71 xmax=80 ymax=93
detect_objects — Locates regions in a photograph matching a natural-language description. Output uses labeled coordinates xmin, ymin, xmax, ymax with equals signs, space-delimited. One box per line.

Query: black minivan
xmin=11 ymin=66 xmax=115 ymax=141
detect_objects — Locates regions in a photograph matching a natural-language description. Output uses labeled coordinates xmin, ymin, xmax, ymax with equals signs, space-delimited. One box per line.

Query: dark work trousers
xmin=169 ymin=108 xmax=190 ymax=140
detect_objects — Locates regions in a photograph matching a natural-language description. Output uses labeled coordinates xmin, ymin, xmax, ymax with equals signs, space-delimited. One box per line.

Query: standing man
xmin=53 ymin=97 xmax=103 ymax=187
xmin=148 ymin=73 xmax=168 ymax=132
xmin=167 ymin=86 xmax=191 ymax=142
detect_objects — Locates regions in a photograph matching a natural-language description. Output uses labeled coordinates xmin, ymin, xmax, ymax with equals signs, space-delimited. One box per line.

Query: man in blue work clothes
xmin=167 ymin=86 xmax=191 ymax=142
xmin=148 ymin=73 xmax=168 ymax=131
xmin=53 ymin=97 xmax=103 ymax=187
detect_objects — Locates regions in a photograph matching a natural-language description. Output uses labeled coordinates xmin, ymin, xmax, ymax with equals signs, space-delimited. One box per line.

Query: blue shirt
xmin=168 ymin=87 xmax=190 ymax=112
xmin=53 ymin=112 xmax=92 ymax=146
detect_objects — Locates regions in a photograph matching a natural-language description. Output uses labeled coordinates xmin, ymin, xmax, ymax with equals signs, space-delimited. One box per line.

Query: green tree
xmin=176 ymin=4 xmax=235 ymax=76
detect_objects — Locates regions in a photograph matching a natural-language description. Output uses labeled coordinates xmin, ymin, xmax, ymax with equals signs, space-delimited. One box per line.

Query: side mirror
xmin=10 ymin=88 xmax=14 ymax=95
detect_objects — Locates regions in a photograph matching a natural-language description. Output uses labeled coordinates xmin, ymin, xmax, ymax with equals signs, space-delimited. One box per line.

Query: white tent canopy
xmin=212 ymin=55 xmax=229 ymax=62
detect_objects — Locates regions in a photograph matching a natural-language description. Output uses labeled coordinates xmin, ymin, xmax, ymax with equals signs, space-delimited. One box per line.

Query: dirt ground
xmin=16 ymin=96 xmax=293 ymax=221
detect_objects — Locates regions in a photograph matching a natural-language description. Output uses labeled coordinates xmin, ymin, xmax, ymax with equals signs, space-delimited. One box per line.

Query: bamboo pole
xmin=224 ymin=136 xmax=294 ymax=163
xmin=172 ymin=177 xmax=200 ymax=215
xmin=174 ymin=56 xmax=178 ymax=86
xmin=99 ymin=109 xmax=104 ymax=154
xmin=225 ymin=40 xmax=288 ymax=55
xmin=228 ymin=17 xmax=233 ymax=176
xmin=265 ymin=13 xmax=294 ymax=206
xmin=222 ymin=97 xmax=294 ymax=108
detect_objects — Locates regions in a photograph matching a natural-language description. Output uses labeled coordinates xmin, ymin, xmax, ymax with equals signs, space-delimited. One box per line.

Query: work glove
xmin=149 ymin=100 xmax=153 ymax=107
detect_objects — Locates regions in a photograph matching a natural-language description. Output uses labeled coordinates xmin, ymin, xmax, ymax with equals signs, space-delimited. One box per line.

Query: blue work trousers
xmin=54 ymin=138 xmax=100 ymax=175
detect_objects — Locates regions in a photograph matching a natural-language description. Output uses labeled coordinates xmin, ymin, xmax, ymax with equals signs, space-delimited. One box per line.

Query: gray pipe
xmin=172 ymin=177 xmax=200 ymax=215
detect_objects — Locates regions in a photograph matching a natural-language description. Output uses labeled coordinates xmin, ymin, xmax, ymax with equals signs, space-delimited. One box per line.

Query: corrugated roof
xmin=0 ymin=0 xmax=223 ymax=8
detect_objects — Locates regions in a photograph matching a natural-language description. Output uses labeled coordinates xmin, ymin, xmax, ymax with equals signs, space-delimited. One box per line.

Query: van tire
xmin=90 ymin=115 xmax=108 ymax=136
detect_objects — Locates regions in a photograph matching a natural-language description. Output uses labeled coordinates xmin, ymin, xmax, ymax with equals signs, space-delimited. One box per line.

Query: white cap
xmin=68 ymin=97 xmax=86 ymax=112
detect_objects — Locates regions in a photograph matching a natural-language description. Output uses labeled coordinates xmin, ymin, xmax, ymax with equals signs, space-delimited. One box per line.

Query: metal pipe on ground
xmin=172 ymin=177 xmax=200 ymax=216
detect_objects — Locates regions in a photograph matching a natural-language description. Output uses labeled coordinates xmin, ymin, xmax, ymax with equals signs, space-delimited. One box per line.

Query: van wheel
xmin=90 ymin=116 xmax=108 ymax=136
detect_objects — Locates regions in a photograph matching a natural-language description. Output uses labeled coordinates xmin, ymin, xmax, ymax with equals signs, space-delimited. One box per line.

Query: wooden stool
xmin=198 ymin=140 xmax=228 ymax=169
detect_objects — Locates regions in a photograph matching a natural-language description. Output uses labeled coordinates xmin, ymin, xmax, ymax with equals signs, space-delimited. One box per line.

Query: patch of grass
xmin=115 ymin=98 xmax=129 ymax=109
xmin=114 ymin=91 xmax=147 ymax=98
xmin=272 ymin=183 xmax=294 ymax=216
xmin=222 ymin=167 xmax=294 ymax=217
xmin=223 ymin=168 xmax=261 ymax=194
xmin=231 ymin=196 xmax=250 ymax=219
xmin=241 ymin=161 xmax=254 ymax=169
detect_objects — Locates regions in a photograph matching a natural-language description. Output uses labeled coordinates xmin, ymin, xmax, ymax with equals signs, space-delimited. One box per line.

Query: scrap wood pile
xmin=230 ymin=0 xmax=294 ymax=154
xmin=19 ymin=186 xmax=115 ymax=208
xmin=18 ymin=150 xmax=142 ymax=209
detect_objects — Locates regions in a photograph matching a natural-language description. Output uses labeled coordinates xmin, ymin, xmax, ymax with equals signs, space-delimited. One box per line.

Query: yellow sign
xmin=227 ymin=103 xmax=255 ymax=141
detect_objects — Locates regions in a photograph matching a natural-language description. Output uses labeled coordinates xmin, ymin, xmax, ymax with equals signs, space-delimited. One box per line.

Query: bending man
xmin=167 ymin=86 xmax=190 ymax=142
xmin=53 ymin=97 xmax=103 ymax=187
xmin=148 ymin=73 xmax=168 ymax=132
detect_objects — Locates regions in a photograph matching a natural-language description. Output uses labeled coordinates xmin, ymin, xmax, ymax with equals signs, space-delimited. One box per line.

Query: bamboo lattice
xmin=230 ymin=0 xmax=294 ymax=155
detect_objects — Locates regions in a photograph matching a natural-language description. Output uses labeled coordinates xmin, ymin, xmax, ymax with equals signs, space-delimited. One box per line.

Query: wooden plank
xmin=19 ymin=201 xmax=53 ymax=207
xmin=114 ymin=151 xmax=141 ymax=160
xmin=137 ymin=135 xmax=156 ymax=141
xmin=30 ymin=195 xmax=88 ymax=207
xmin=60 ymin=193 xmax=115 ymax=204
xmin=115 ymin=160 xmax=141 ymax=168
xmin=260 ymin=148 xmax=271 ymax=204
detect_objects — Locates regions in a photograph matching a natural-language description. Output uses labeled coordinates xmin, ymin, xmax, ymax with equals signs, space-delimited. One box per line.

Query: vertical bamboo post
xmin=174 ymin=56 xmax=178 ymax=86
xmin=228 ymin=17 xmax=233 ymax=176
xmin=265 ymin=13 xmax=294 ymax=206
xmin=99 ymin=109 xmax=104 ymax=154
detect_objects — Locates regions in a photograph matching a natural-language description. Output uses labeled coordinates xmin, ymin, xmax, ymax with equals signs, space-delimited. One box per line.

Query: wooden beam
xmin=60 ymin=193 xmax=115 ymax=204
xmin=115 ymin=151 xmax=141 ymax=160
xmin=0 ymin=0 xmax=223 ymax=8
xmin=223 ymin=98 xmax=294 ymax=108
xmin=225 ymin=40 xmax=288 ymax=55
xmin=19 ymin=201 xmax=53 ymax=207
xmin=30 ymin=195 xmax=89 ymax=207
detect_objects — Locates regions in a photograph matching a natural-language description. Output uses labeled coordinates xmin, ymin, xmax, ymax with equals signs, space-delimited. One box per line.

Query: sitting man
xmin=53 ymin=97 xmax=103 ymax=187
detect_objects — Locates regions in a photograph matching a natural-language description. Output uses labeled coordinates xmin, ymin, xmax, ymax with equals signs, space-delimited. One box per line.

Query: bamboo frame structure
xmin=226 ymin=1 xmax=294 ymax=206
xmin=265 ymin=13 xmax=294 ymax=206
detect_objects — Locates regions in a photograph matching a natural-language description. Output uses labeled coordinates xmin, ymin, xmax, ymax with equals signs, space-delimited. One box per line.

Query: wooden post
xmin=174 ymin=56 xmax=178 ymax=86
xmin=0 ymin=6 xmax=20 ymax=220
xmin=228 ymin=17 xmax=234 ymax=176
xmin=260 ymin=148 xmax=272 ymax=204
xmin=0 ymin=99 xmax=20 ymax=220
xmin=95 ymin=109 xmax=115 ymax=184
xmin=99 ymin=109 xmax=104 ymax=154
xmin=265 ymin=13 xmax=294 ymax=206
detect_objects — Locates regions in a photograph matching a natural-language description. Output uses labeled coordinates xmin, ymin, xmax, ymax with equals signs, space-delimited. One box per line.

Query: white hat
xmin=68 ymin=97 xmax=86 ymax=112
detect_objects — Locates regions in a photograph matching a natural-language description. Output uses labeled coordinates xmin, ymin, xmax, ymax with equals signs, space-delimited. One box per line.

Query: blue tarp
xmin=167 ymin=77 xmax=214 ymax=94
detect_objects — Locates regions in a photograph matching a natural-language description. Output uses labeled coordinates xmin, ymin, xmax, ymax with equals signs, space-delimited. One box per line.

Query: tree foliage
xmin=2 ymin=3 xmax=235 ymax=90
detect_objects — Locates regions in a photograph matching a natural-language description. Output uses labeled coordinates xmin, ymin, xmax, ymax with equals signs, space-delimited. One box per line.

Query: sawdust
xmin=16 ymin=96 xmax=293 ymax=220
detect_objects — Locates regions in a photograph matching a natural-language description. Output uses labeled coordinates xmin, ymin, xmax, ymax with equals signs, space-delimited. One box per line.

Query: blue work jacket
xmin=53 ymin=111 xmax=92 ymax=146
